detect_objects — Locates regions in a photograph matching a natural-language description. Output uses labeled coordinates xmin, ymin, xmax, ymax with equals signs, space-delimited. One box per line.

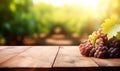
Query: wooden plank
xmin=92 ymin=58 xmax=120 ymax=71
xmin=0 ymin=46 xmax=30 ymax=64
xmin=0 ymin=46 xmax=9 ymax=50
xmin=0 ymin=46 xmax=59 ymax=69
xmin=53 ymin=46 xmax=98 ymax=71
xmin=0 ymin=68 xmax=52 ymax=71
xmin=92 ymin=58 xmax=120 ymax=66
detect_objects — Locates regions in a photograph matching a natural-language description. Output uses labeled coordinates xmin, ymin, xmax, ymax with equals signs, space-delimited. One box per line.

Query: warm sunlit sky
xmin=33 ymin=0 xmax=111 ymax=9
xmin=32 ymin=0 xmax=111 ymax=18
xmin=33 ymin=0 xmax=100 ymax=8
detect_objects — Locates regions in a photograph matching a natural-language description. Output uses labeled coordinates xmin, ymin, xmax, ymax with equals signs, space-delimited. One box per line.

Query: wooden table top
xmin=0 ymin=46 xmax=120 ymax=71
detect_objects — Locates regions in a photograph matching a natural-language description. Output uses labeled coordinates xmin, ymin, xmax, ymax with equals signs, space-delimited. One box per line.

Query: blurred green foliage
xmin=0 ymin=0 xmax=119 ymax=45
xmin=0 ymin=0 xmax=35 ymax=44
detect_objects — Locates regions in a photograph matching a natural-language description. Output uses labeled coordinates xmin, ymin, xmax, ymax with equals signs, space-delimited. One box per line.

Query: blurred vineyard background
xmin=0 ymin=0 xmax=119 ymax=45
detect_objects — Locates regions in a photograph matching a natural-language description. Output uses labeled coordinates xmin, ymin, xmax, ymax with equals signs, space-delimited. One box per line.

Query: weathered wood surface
xmin=92 ymin=58 xmax=120 ymax=71
xmin=54 ymin=46 xmax=98 ymax=67
xmin=0 ymin=46 xmax=59 ymax=67
xmin=53 ymin=46 xmax=98 ymax=71
xmin=0 ymin=46 xmax=9 ymax=50
xmin=92 ymin=58 xmax=120 ymax=67
xmin=0 ymin=46 xmax=119 ymax=71
xmin=0 ymin=46 xmax=31 ymax=64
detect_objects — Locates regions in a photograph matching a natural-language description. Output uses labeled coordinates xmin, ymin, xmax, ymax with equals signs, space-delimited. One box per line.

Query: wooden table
xmin=0 ymin=46 xmax=120 ymax=71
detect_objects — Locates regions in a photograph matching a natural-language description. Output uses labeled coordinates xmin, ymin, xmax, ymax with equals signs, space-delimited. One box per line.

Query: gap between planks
xmin=51 ymin=46 xmax=61 ymax=67
xmin=53 ymin=46 xmax=98 ymax=67
xmin=0 ymin=46 xmax=119 ymax=71
xmin=0 ymin=46 xmax=59 ymax=68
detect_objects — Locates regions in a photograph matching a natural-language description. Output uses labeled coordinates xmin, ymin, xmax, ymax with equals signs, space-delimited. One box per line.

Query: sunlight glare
xmin=80 ymin=0 xmax=100 ymax=10
xmin=32 ymin=0 xmax=111 ymax=18
xmin=33 ymin=0 xmax=100 ymax=9
xmin=33 ymin=0 xmax=39 ymax=4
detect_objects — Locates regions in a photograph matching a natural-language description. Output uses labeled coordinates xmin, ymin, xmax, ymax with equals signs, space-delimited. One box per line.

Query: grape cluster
xmin=80 ymin=29 xmax=120 ymax=58
xmin=108 ymin=38 xmax=120 ymax=58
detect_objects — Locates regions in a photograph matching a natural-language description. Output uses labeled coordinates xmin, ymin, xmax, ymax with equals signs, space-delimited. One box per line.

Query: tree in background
xmin=0 ymin=0 xmax=37 ymax=45
xmin=0 ymin=0 xmax=14 ymax=44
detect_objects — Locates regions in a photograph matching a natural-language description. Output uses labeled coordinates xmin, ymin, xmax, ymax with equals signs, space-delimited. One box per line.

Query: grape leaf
xmin=116 ymin=32 xmax=120 ymax=40
xmin=101 ymin=16 xmax=120 ymax=39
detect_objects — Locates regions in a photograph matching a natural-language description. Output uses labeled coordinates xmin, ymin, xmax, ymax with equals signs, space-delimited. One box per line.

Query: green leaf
xmin=101 ymin=15 xmax=120 ymax=39
xmin=9 ymin=3 xmax=16 ymax=12
xmin=116 ymin=32 xmax=120 ymax=40
xmin=4 ymin=23 xmax=11 ymax=31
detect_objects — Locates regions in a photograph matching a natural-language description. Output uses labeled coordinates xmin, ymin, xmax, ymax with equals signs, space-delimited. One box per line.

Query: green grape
xmin=89 ymin=31 xmax=98 ymax=46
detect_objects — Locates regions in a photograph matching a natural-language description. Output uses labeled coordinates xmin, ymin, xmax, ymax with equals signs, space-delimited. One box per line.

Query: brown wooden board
xmin=0 ymin=46 xmax=10 ymax=50
xmin=53 ymin=46 xmax=98 ymax=71
xmin=92 ymin=58 xmax=120 ymax=71
xmin=0 ymin=46 xmax=120 ymax=71
xmin=0 ymin=46 xmax=30 ymax=64
xmin=92 ymin=58 xmax=120 ymax=67
xmin=0 ymin=46 xmax=59 ymax=71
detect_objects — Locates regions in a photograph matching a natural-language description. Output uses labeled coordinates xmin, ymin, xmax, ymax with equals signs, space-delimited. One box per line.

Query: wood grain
xmin=92 ymin=58 xmax=120 ymax=67
xmin=53 ymin=46 xmax=98 ymax=71
xmin=0 ymin=46 xmax=30 ymax=64
xmin=0 ymin=46 xmax=10 ymax=50
xmin=92 ymin=58 xmax=120 ymax=71
xmin=0 ymin=46 xmax=59 ymax=68
xmin=0 ymin=46 xmax=120 ymax=71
